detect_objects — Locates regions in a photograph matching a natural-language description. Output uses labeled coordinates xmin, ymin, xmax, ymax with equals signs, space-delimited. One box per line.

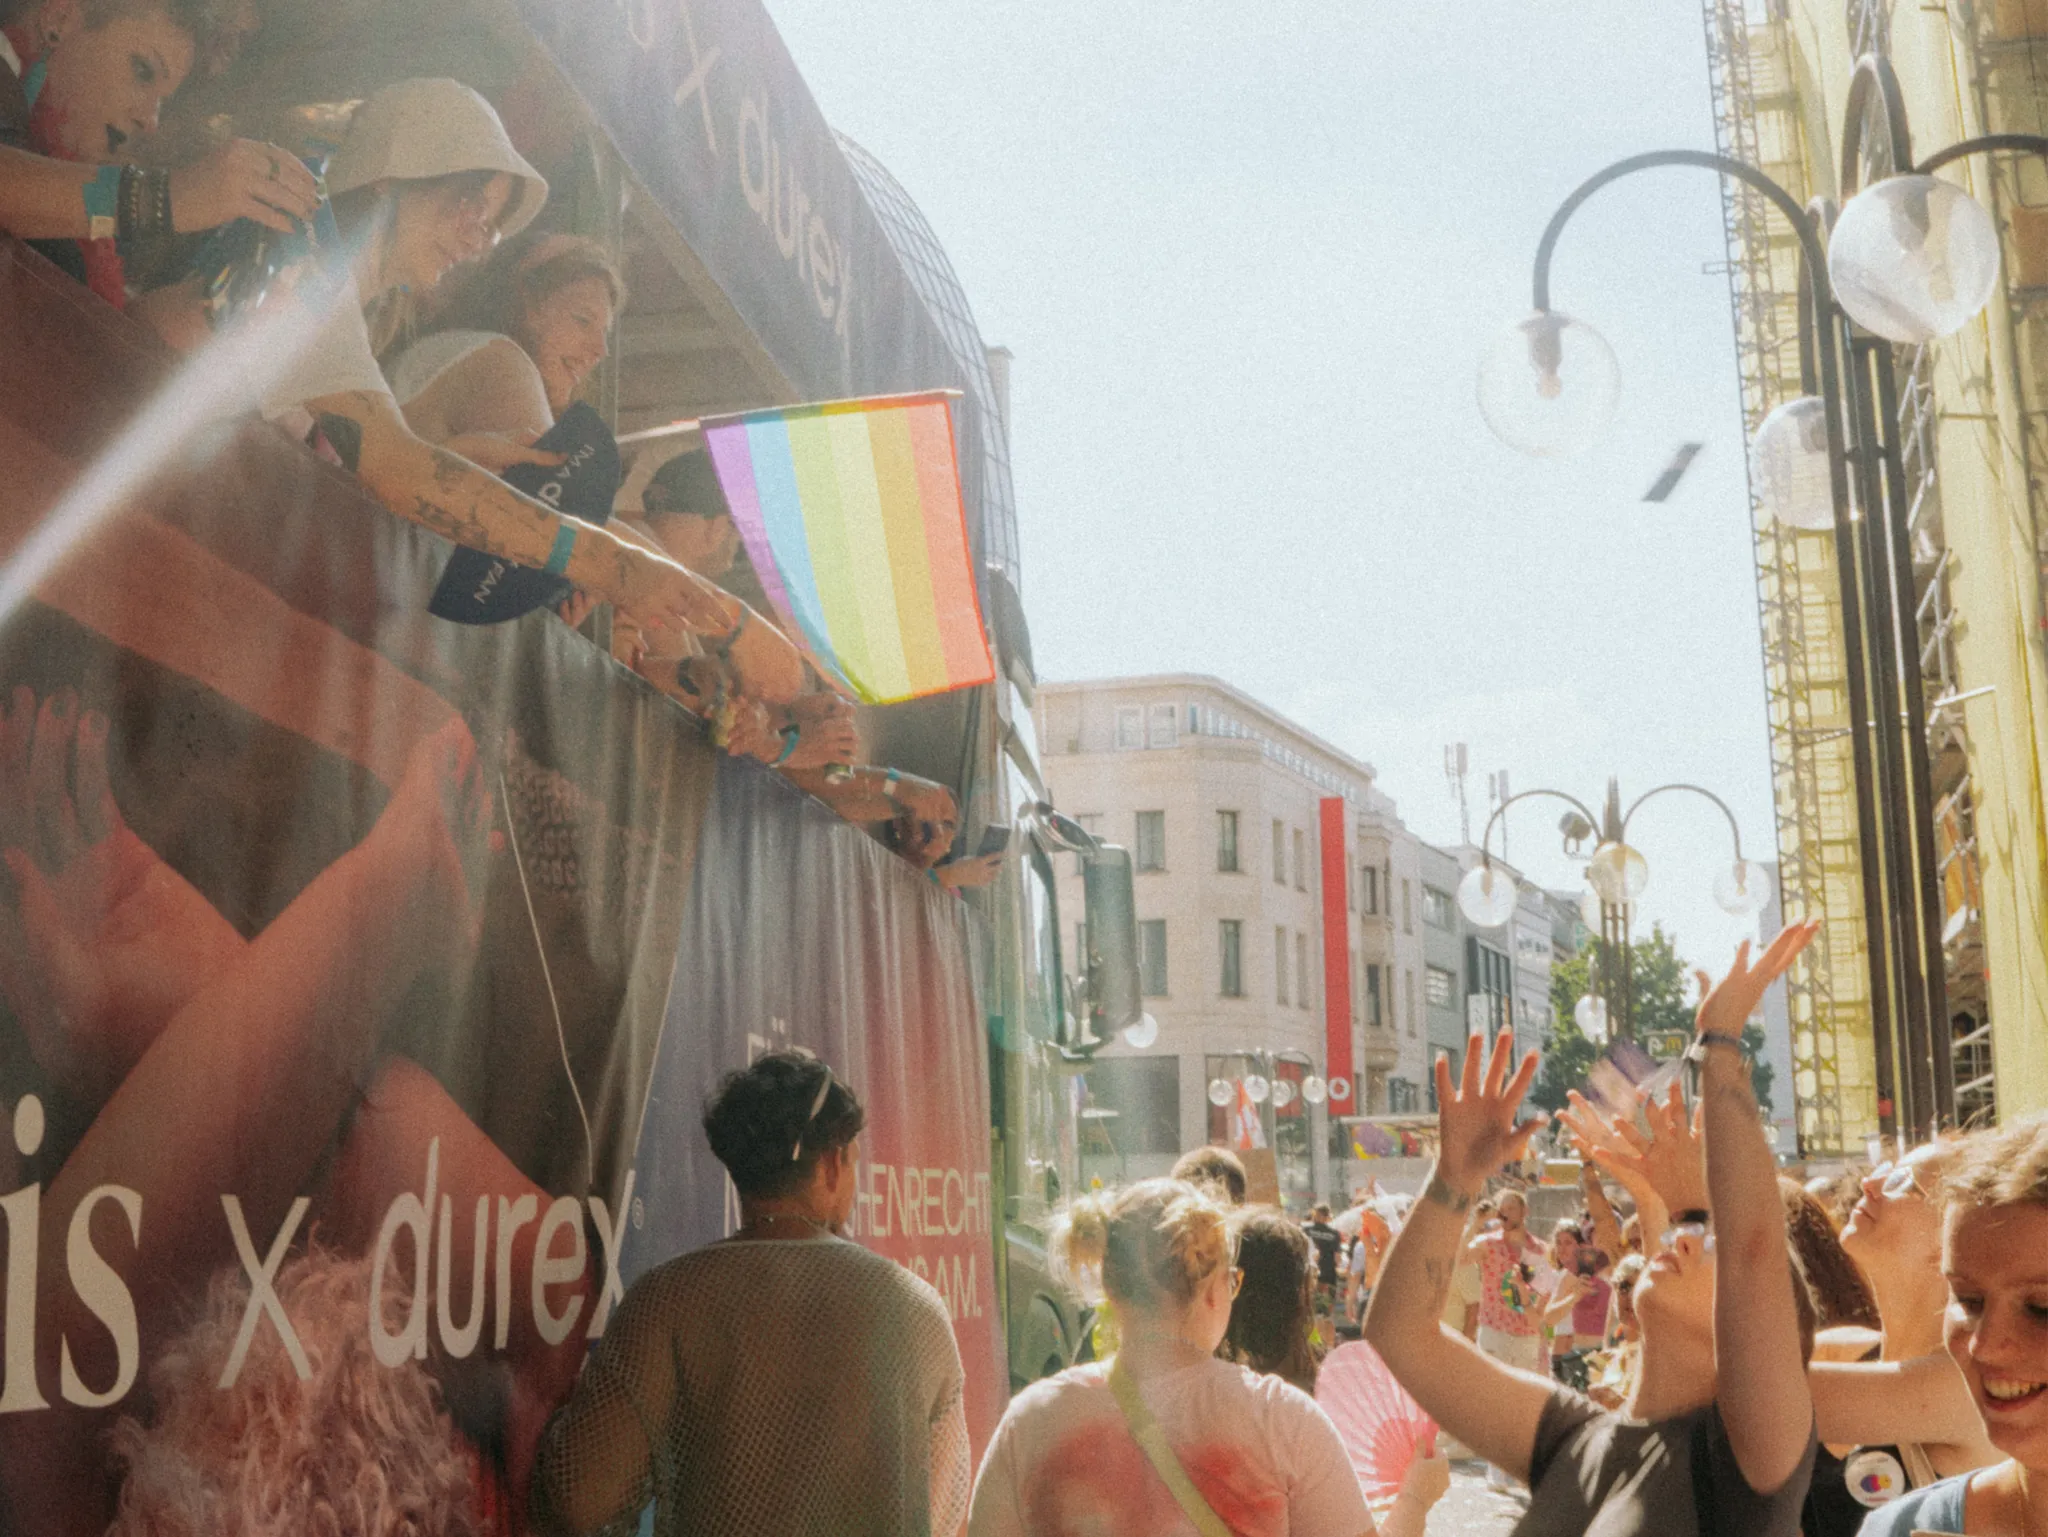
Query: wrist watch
xmin=1683 ymin=1033 xmax=1749 ymax=1067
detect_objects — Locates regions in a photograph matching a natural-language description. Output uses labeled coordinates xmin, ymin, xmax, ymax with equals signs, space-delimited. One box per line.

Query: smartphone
xmin=974 ymin=823 xmax=1012 ymax=858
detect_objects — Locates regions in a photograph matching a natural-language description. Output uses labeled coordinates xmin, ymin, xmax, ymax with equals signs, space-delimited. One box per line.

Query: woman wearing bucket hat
xmin=153 ymin=76 xmax=736 ymax=647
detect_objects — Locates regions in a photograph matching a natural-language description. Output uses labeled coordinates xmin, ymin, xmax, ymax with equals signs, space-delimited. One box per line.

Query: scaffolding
xmin=1703 ymin=0 xmax=1880 ymax=1156
xmin=1949 ymin=0 xmax=2048 ymax=1126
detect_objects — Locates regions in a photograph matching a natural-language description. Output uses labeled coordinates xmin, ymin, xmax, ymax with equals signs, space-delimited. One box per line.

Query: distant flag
xmin=701 ymin=391 xmax=995 ymax=704
xmin=1233 ymin=1083 xmax=1266 ymax=1151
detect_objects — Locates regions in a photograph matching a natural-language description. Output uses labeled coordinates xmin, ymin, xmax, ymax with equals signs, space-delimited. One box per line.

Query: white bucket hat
xmin=326 ymin=78 xmax=548 ymax=240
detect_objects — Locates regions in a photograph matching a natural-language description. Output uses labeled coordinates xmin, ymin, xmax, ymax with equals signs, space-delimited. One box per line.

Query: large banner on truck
xmin=623 ymin=754 xmax=1006 ymax=1458
xmin=0 ymin=240 xmax=1000 ymax=1532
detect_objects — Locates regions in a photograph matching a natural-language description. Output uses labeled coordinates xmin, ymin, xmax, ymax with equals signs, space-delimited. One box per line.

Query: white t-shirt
xmin=968 ymin=1356 xmax=1370 ymax=1537
xmin=257 ymin=272 xmax=390 ymax=421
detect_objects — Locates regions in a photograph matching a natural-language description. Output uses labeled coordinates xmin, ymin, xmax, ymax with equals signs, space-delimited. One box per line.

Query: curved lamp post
xmin=1477 ymin=55 xmax=2044 ymax=1141
xmin=1457 ymin=778 xmax=1766 ymax=1048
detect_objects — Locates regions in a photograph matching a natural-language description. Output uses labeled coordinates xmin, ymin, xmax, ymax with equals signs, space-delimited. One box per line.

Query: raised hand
xmin=1433 ymin=1028 xmax=1545 ymax=1197
xmin=1695 ymin=921 xmax=1820 ymax=1040
xmin=0 ymin=689 xmax=246 ymax=1106
xmin=1560 ymin=1081 xmax=1708 ymax=1215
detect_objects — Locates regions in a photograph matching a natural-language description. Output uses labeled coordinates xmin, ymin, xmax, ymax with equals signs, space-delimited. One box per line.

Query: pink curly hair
xmin=107 ymin=1247 xmax=480 ymax=1537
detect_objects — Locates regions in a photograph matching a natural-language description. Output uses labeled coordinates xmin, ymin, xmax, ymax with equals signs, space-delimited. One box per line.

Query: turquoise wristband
xmin=542 ymin=523 xmax=577 ymax=577
xmin=774 ymin=725 xmax=801 ymax=766
xmin=82 ymin=165 xmax=122 ymax=241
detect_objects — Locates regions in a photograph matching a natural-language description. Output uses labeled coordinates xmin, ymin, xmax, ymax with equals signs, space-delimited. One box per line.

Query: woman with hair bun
xmin=968 ymin=1178 xmax=1380 ymax=1537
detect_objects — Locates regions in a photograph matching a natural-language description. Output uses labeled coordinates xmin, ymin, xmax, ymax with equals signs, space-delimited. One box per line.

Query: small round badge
xmin=1843 ymin=1448 xmax=1908 ymax=1509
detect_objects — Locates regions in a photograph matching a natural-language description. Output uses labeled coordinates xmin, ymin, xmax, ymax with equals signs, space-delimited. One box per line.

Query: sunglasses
xmin=791 ymin=1070 xmax=833 ymax=1163
xmin=1658 ymin=1219 xmax=1717 ymax=1255
xmin=1871 ymin=1160 xmax=1932 ymax=1202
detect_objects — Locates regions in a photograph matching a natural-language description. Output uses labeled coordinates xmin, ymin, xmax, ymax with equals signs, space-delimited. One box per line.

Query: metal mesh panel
xmin=532 ymin=1235 xmax=969 ymax=1537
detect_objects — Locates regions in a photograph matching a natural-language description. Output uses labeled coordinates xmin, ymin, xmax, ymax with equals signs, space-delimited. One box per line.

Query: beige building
xmin=1036 ymin=675 xmax=1429 ymax=1209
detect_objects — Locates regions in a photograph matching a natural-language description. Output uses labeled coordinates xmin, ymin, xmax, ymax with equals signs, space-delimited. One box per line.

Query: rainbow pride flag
xmin=700 ymin=391 xmax=995 ymax=705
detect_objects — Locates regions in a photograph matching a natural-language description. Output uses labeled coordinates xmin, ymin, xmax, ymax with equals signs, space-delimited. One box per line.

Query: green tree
xmin=1532 ymin=923 xmax=1774 ymax=1114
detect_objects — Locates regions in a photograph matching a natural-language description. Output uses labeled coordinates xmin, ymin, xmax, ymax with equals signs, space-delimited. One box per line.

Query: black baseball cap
xmin=643 ymin=450 xmax=731 ymax=519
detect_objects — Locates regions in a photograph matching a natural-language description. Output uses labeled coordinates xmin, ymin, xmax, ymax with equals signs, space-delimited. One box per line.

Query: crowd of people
xmin=539 ymin=929 xmax=2048 ymax=1536
xmin=0 ymin=0 xmax=1000 ymax=889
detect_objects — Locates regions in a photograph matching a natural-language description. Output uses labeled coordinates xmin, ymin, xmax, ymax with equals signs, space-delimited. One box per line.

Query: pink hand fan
xmin=1316 ymin=1341 xmax=1438 ymax=1504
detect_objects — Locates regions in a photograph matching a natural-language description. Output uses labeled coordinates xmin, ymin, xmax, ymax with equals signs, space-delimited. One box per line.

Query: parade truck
xmin=0 ymin=0 xmax=1126 ymax=1522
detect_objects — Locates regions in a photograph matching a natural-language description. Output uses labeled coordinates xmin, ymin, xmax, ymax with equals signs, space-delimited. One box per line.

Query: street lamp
xmin=1456 ymin=778 xmax=1766 ymax=1046
xmin=1476 ymin=56 xmax=2041 ymax=1140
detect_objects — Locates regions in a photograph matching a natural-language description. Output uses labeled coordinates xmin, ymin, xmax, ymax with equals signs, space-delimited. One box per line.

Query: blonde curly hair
xmin=107 ymin=1247 xmax=479 ymax=1537
xmin=1050 ymin=1177 xmax=1236 ymax=1314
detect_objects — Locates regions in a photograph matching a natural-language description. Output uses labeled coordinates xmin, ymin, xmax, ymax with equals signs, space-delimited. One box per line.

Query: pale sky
xmin=768 ymin=0 xmax=1775 ymax=968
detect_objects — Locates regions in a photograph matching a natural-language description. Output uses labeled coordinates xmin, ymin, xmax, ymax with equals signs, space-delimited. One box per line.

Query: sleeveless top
xmin=386 ymin=328 xmax=505 ymax=405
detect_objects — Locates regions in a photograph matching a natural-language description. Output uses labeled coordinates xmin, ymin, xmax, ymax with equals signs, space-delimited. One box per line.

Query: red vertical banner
xmin=1318 ymin=797 xmax=1354 ymax=1095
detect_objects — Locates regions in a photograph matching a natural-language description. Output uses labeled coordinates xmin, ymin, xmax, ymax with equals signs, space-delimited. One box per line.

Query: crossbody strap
xmin=1106 ymin=1357 xmax=1235 ymax=1537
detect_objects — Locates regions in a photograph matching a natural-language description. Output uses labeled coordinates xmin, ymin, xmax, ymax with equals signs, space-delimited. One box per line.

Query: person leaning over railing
xmin=1365 ymin=923 xmax=1825 ymax=1537
xmin=0 ymin=0 xmax=318 ymax=304
xmin=133 ymin=76 xmax=734 ymax=653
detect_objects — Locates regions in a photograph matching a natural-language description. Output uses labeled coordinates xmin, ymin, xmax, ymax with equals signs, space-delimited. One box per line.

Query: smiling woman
xmin=1856 ymin=1117 xmax=2048 ymax=1536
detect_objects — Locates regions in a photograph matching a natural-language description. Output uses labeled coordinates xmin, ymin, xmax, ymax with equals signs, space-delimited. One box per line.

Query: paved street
xmin=1427 ymin=1459 xmax=1525 ymax=1536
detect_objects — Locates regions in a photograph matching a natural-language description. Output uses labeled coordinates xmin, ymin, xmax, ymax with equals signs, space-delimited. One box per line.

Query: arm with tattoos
xmin=313 ymin=389 xmax=737 ymax=647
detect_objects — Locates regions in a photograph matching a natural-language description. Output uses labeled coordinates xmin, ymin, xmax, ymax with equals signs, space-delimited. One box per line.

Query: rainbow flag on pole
xmin=700 ymin=391 xmax=995 ymax=705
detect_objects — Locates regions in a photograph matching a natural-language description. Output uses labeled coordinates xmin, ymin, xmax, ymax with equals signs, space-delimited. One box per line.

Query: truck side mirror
xmin=1080 ymin=845 xmax=1141 ymax=1041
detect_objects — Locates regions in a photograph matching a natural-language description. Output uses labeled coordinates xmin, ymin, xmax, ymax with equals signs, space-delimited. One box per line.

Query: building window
xmin=1134 ymin=810 xmax=1166 ymax=872
xmin=1402 ymin=879 xmax=1413 ymax=934
xmin=1293 ymin=828 xmax=1307 ymax=891
xmin=1146 ymin=702 xmax=1178 ymax=749
xmin=1422 ymin=886 xmax=1455 ymax=930
xmin=1219 ymin=921 xmax=1243 ymax=996
xmin=1272 ymin=820 xmax=1286 ymax=884
xmin=1275 ymin=927 xmax=1290 ymax=1006
xmin=1407 ymin=970 xmax=1418 ymax=1036
xmin=1138 ymin=919 xmax=1168 ymax=996
xmin=1217 ymin=810 xmax=1240 ymax=873
xmin=1360 ymin=865 xmax=1378 ymax=914
xmin=1295 ymin=930 xmax=1310 ymax=1011
xmin=1426 ymin=965 xmax=1456 ymax=1009
xmin=1115 ymin=706 xmax=1143 ymax=749
xmin=1367 ymin=964 xmax=1383 ymax=1028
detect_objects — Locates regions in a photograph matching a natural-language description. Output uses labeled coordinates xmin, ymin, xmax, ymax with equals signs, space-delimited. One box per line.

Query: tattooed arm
xmin=314 ymin=389 xmax=738 ymax=645
xmin=1363 ymin=1032 xmax=1557 ymax=1484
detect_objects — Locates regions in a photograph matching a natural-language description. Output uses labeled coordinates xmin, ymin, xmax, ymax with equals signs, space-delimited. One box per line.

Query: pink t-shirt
xmin=967 ymin=1356 xmax=1370 ymax=1537
xmin=1476 ymin=1233 xmax=1545 ymax=1338
xmin=1571 ymin=1273 xmax=1613 ymax=1339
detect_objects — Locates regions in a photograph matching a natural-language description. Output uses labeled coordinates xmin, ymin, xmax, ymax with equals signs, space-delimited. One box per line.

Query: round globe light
xmin=1271 ymin=1078 xmax=1298 ymax=1109
xmin=1457 ymin=864 xmax=1519 ymax=928
xmin=1244 ymin=1074 xmax=1271 ymax=1105
xmin=1574 ymin=993 xmax=1610 ymax=1045
xmin=1207 ymin=1077 xmax=1235 ymax=1107
xmin=1327 ymin=1075 xmax=1353 ymax=1105
xmin=1750 ymin=396 xmax=1835 ymax=532
xmin=1122 ymin=1011 xmax=1161 ymax=1049
xmin=1587 ymin=841 xmax=1650 ymax=905
xmin=1713 ymin=859 xmax=1773 ymax=917
xmin=1302 ymin=1075 xmax=1329 ymax=1106
xmin=1829 ymin=175 xmax=2002 ymax=344
xmin=1477 ymin=311 xmax=1622 ymax=458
